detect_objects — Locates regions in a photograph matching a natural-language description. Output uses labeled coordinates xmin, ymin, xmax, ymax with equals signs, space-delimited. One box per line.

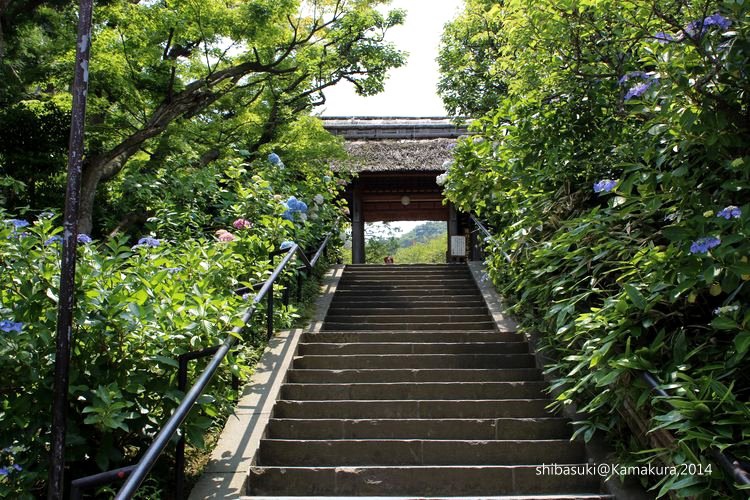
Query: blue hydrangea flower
xmin=45 ymin=236 xmax=63 ymax=246
xmin=280 ymin=241 xmax=294 ymax=251
xmin=716 ymin=206 xmax=741 ymax=219
xmin=133 ymin=237 xmax=161 ymax=249
xmin=0 ymin=320 xmax=23 ymax=333
xmin=281 ymin=210 xmax=294 ymax=221
xmin=686 ymin=14 xmax=732 ymax=37
xmin=165 ymin=267 xmax=182 ymax=274
xmin=77 ymin=234 xmax=92 ymax=244
xmin=7 ymin=219 xmax=29 ymax=229
xmin=690 ymin=236 xmax=721 ymax=254
xmin=654 ymin=31 xmax=675 ymax=43
xmin=593 ymin=179 xmax=617 ymax=193
xmin=286 ymin=196 xmax=308 ymax=213
xmin=268 ymin=153 xmax=283 ymax=166
xmin=0 ymin=467 xmax=8 ymax=476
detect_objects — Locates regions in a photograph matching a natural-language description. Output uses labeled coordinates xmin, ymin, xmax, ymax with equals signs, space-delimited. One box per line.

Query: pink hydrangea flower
xmin=215 ymin=229 xmax=236 ymax=242
xmin=233 ymin=218 xmax=252 ymax=230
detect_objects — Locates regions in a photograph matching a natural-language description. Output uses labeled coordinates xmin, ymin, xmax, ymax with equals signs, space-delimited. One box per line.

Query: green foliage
xmin=0 ymin=0 xmax=406 ymax=234
xmin=441 ymin=0 xmax=750 ymax=497
xmin=363 ymin=223 xmax=400 ymax=264
xmin=0 ymin=199 xmax=341 ymax=496
xmin=393 ymin=234 xmax=446 ymax=264
xmin=437 ymin=0 xmax=508 ymax=117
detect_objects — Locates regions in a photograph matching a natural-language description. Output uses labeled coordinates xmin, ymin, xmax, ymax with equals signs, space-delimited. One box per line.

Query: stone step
xmin=322 ymin=321 xmax=497 ymax=331
xmin=298 ymin=342 xmax=529 ymax=355
xmin=280 ymin=382 xmax=547 ymax=400
xmin=273 ymin=399 xmax=555 ymax=419
xmin=338 ymin=274 xmax=473 ymax=282
xmin=301 ymin=331 xmax=521 ymax=344
xmin=257 ymin=439 xmax=587 ymax=466
xmin=337 ymin=278 xmax=476 ymax=287
xmin=247 ymin=466 xmax=604 ymax=497
xmin=293 ymin=353 xmax=535 ymax=369
xmin=246 ymin=496 xmax=610 ymax=500
xmin=324 ymin=306 xmax=489 ymax=316
xmin=332 ymin=288 xmax=482 ymax=296
xmin=346 ymin=264 xmax=466 ymax=270
xmin=335 ymin=285 xmax=479 ymax=293
xmin=322 ymin=314 xmax=494 ymax=324
xmin=267 ymin=417 xmax=573 ymax=440
xmin=328 ymin=298 xmax=487 ymax=308
xmin=286 ymin=368 xmax=543 ymax=383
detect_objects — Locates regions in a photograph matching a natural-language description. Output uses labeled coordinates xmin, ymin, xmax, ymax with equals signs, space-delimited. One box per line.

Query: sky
xmin=320 ymin=0 xmax=463 ymax=118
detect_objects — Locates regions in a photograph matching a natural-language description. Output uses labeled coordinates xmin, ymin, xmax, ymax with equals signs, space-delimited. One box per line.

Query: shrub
xmin=441 ymin=1 xmax=750 ymax=496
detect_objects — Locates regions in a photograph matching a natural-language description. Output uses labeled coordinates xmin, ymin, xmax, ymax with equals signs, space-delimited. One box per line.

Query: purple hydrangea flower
xmin=0 ymin=467 xmax=8 ymax=476
xmin=77 ymin=234 xmax=92 ymax=244
xmin=654 ymin=31 xmax=675 ymax=43
xmin=716 ymin=206 xmax=741 ymax=219
xmin=280 ymin=241 xmax=294 ymax=251
xmin=624 ymin=79 xmax=658 ymax=100
xmin=7 ymin=219 xmax=29 ymax=229
xmin=133 ymin=237 xmax=161 ymax=249
xmin=618 ymin=71 xmax=649 ymax=85
xmin=0 ymin=320 xmax=23 ymax=333
xmin=45 ymin=235 xmax=63 ymax=246
xmin=685 ymin=14 xmax=732 ymax=37
xmin=690 ymin=236 xmax=721 ymax=254
xmin=12 ymin=463 xmax=21 ymax=471
xmin=593 ymin=179 xmax=617 ymax=193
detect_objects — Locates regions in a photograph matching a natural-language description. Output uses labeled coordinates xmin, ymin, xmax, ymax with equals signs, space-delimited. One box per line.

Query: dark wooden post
xmin=351 ymin=183 xmax=365 ymax=264
xmin=48 ymin=0 xmax=94 ymax=497
xmin=447 ymin=203 xmax=458 ymax=263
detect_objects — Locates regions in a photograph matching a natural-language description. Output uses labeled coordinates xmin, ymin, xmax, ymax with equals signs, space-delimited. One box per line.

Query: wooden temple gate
xmin=323 ymin=117 xmax=473 ymax=264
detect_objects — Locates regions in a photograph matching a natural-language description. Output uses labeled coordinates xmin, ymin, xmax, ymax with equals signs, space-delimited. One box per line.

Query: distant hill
xmin=398 ymin=221 xmax=445 ymax=248
xmin=360 ymin=221 xmax=447 ymax=264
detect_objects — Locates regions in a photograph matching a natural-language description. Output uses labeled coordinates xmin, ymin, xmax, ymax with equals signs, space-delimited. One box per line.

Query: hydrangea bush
xmin=441 ymin=1 xmax=749 ymax=497
xmin=0 ymin=140 xmax=347 ymax=495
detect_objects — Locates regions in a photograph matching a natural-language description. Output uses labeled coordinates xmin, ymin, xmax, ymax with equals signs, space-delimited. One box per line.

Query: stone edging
xmin=188 ymin=265 xmax=346 ymax=499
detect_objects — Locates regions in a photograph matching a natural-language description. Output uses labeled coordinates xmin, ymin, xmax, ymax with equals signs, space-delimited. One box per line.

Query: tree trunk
xmin=78 ymin=161 xmax=102 ymax=235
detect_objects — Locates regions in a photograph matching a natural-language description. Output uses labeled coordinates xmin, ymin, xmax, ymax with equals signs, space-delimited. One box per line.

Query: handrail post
xmin=174 ymin=355 xmax=189 ymax=500
xmin=266 ymin=283 xmax=274 ymax=339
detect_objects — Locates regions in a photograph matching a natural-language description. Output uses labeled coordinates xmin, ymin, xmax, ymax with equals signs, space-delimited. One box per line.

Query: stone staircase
xmin=245 ymin=264 xmax=609 ymax=498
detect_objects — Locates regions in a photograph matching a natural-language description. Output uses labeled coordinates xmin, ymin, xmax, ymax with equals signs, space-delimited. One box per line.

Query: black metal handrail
xmin=640 ymin=372 xmax=750 ymax=487
xmin=69 ymin=232 xmax=334 ymax=499
xmin=469 ymin=214 xmax=511 ymax=263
